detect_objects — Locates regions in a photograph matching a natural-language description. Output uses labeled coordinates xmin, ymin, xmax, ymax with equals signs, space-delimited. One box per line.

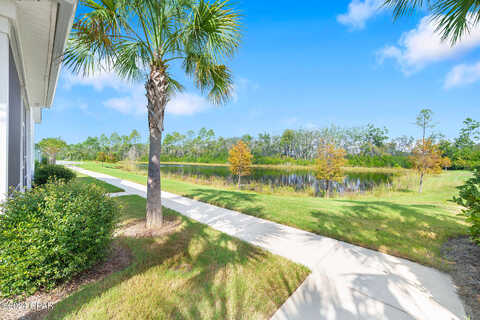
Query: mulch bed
xmin=442 ymin=237 xmax=480 ymax=320
xmin=116 ymin=215 xmax=182 ymax=238
xmin=0 ymin=241 xmax=132 ymax=320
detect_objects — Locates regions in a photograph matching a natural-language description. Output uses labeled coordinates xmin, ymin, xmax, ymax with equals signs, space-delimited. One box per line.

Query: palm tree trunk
xmin=145 ymin=64 xmax=169 ymax=229
xmin=146 ymin=127 xmax=163 ymax=228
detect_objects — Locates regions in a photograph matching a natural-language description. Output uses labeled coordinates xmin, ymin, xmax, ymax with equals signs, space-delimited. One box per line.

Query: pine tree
xmin=38 ymin=138 xmax=67 ymax=165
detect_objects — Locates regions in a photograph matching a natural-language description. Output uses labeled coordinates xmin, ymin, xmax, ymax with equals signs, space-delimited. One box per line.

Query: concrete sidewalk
xmin=71 ymin=166 xmax=466 ymax=320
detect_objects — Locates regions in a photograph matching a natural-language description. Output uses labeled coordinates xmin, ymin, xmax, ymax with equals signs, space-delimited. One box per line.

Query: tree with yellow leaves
xmin=441 ymin=156 xmax=452 ymax=171
xmin=228 ymin=140 xmax=253 ymax=188
xmin=315 ymin=141 xmax=347 ymax=197
xmin=96 ymin=151 xmax=107 ymax=167
xmin=410 ymin=139 xmax=443 ymax=193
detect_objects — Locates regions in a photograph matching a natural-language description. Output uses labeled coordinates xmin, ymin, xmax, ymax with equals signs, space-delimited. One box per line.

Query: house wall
xmin=0 ymin=19 xmax=9 ymax=202
xmin=8 ymin=46 xmax=21 ymax=192
xmin=25 ymin=105 xmax=33 ymax=188
xmin=0 ymin=1 xmax=77 ymax=202
xmin=0 ymin=16 xmax=34 ymax=202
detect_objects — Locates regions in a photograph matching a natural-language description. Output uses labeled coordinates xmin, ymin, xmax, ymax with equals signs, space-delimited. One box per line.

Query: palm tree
xmin=64 ymin=0 xmax=241 ymax=228
xmin=384 ymin=0 xmax=480 ymax=44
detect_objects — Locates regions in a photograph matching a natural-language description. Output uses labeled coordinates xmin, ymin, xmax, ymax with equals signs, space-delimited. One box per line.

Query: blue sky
xmin=36 ymin=0 xmax=480 ymax=144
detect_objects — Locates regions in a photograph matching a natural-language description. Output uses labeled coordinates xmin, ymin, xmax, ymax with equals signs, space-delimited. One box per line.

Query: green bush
xmin=0 ymin=181 xmax=118 ymax=297
xmin=34 ymin=164 xmax=76 ymax=186
xmin=454 ymin=168 xmax=480 ymax=246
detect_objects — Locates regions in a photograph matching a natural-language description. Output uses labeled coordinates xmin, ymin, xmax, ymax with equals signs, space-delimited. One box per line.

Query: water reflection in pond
xmin=137 ymin=163 xmax=395 ymax=195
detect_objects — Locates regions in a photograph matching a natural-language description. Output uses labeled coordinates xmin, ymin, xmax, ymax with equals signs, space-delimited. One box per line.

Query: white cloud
xmin=63 ymin=70 xmax=131 ymax=91
xmin=53 ymin=97 xmax=94 ymax=116
xmin=303 ymin=122 xmax=318 ymax=130
xmin=166 ymin=93 xmax=210 ymax=115
xmin=64 ymin=70 xmax=212 ymax=116
xmin=78 ymin=102 xmax=89 ymax=111
xmin=103 ymin=86 xmax=210 ymax=116
xmin=444 ymin=61 xmax=480 ymax=88
xmin=103 ymin=83 xmax=146 ymax=115
xmin=377 ymin=15 xmax=480 ymax=74
xmin=104 ymin=98 xmax=144 ymax=115
xmin=337 ymin=0 xmax=384 ymax=30
xmin=231 ymin=77 xmax=259 ymax=103
xmin=284 ymin=117 xmax=299 ymax=127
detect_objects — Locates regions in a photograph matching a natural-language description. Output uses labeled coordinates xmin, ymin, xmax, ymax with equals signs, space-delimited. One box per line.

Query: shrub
xmin=107 ymin=153 xmax=118 ymax=163
xmin=33 ymin=164 xmax=76 ymax=186
xmin=0 ymin=181 xmax=118 ymax=297
xmin=454 ymin=168 xmax=480 ymax=246
xmin=346 ymin=154 xmax=412 ymax=168
xmin=96 ymin=151 xmax=107 ymax=163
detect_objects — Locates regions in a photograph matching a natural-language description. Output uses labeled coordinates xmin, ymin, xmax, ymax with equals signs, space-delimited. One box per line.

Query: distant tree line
xmin=438 ymin=118 xmax=480 ymax=169
xmin=59 ymin=130 xmax=145 ymax=163
xmin=58 ymin=117 xmax=480 ymax=169
xmin=159 ymin=124 xmax=415 ymax=167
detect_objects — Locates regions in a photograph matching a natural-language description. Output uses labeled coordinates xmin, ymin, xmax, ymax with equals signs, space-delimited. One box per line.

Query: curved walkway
xmin=70 ymin=166 xmax=466 ymax=320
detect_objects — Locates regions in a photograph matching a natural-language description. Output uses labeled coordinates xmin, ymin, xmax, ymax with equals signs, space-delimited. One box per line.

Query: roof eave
xmin=44 ymin=0 xmax=77 ymax=108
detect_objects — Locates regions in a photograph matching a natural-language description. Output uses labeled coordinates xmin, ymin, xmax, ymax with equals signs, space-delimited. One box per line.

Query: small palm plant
xmin=64 ymin=0 xmax=241 ymax=228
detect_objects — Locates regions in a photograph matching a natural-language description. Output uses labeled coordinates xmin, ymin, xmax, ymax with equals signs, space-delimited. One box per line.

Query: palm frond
xmin=183 ymin=0 xmax=241 ymax=62
xmin=113 ymin=39 xmax=150 ymax=81
xmin=383 ymin=0 xmax=430 ymax=19
xmin=384 ymin=0 xmax=480 ymax=44
xmin=63 ymin=0 xmax=149 ymax=76
xmin=205 ymin=64 xmax=233 ymax=104
xmin=66 ymin=0 xmax=240 ymax=105
xmin=166 ymin=72 xmax=185 ymax=94
xmin=431 ymin=0 xmax=480 ymax=43
xmin=179 ymin=0 xmax=240 ymax=104
xmin=184 ymin=52 xmax=233 ymax=104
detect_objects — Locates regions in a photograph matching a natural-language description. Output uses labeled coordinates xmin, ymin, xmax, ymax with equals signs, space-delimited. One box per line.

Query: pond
xmin=137 ymin=163 xmax=395 ymax=195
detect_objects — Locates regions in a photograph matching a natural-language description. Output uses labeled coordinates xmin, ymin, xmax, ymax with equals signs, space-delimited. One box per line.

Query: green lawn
xmin=47 ymin=195 xmax=309 ymax=320
xmin=75 ymin=174 xmax=125 ymax=193
xmin=78 ymin=161 xmax=471 ymax=269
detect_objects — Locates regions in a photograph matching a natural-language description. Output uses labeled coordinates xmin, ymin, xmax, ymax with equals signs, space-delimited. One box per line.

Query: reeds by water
xmin=118 ymin=160 xmax=420 ymax=198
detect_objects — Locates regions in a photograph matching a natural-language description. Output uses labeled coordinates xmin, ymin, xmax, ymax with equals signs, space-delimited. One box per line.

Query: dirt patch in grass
xmin=442 ymin=237 xmax=480 ymax=320
xmin=0 ymin=241 xmax=132 ymax=320
xmin=116 ymin=215 xmax=182 ymax=238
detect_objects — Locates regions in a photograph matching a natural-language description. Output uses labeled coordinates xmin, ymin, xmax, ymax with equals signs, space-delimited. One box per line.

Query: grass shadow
xmin=309 ymin=200 xmax=467 ymax=268
xmin=42 ymin=196 xmax=307 ymax=319
xmin=173 ymin=184 xmax=467 ymax=268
